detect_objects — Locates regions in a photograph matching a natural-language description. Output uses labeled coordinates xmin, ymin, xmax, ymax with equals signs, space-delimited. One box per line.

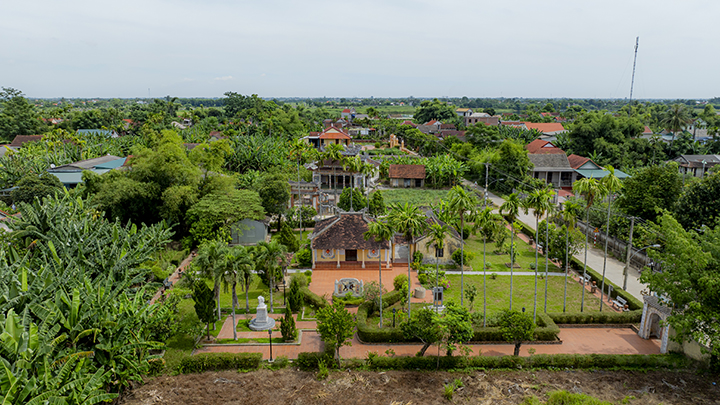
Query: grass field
xmin=381 ymin=188 xmax=451 ymax=207
xmin=464 ymin=234 xmax=562 ymax=272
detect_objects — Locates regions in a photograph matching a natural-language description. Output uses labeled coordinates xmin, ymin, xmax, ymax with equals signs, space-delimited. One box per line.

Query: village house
xmin=388 ymin=164 xmax=426 ymax=188
xmin=465 ymin=113 xmax=499 ymax=126
xmin=310 ymin=213 xmax=392 ymax=270
xmin=672 ymin=154 xmax=720 ymax=179
xmin=304 ymin=126 xmax=352 ymax=149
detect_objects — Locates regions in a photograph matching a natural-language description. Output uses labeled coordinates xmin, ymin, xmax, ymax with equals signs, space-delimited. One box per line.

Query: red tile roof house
xmin=310 ymin=213 xmax=391 ymax=270
xmin=388 ymin=164 xmax=426 ymax=188
xmin=525 ymin=140 xmax=575 ymax=189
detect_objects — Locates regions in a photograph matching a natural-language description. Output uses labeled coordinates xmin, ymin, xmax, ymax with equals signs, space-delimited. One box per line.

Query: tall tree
xmin=343 ymin=155 xmax=364 ymax=211
xmin=447 ymin=185 xmax=478 ymax=308
xmin=256 ymin=240 xmax=288 ymax=314
xmin=475 ymin=207 xmax=499 ymax=326
xmin=573 ymin=178 xmax=607 ymax=312
xmin=662 ymin=104 xmax=691 ymax=148
xmin=194 ymin=239 xmax=230 ymax=322
xmin=598 ymin=166 xmax=623 ymax=311
xmin=0 ymin=88 xmax=44 ymax=143
xmin=616 ymin=163 xmax=683 ymax=222
xmin=675 ymin=169 xmax=720 ymax=230
xmin=498 ymin=309 xmax=536 ymax=356
xmin=500 ymin=192 xmax=523 ymax=310
xmin=560 ymin=199 xmax=582 ymax=312
xmin=641 ymin=213 xmax=719 ymax=369
xmin=222 ymin=246 xmax=253 ymax=340
xmin=523 ymin=188 xmax=554 ymax=321
xmin=425 ymin=222 xmax=449 ymax=308
xmin=363 ymin=219 xmax=395 ymax=328
xmin=288 ymin=138 xmax=315 ymax=240
xmin=387 ymin=203 xmax=427 ymax=316
xmin=193 ymin=280 xmax=216 ymax=340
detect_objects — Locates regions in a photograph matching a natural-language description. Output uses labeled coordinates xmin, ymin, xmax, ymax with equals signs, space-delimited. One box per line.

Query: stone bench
xmin=612 ymin=296 xmax=628 ymax=311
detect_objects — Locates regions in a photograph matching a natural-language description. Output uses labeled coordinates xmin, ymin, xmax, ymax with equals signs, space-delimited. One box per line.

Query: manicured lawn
xmin=442 ymin=274 xmax=602 ymax=315
xmin=464 ymin=234 xmax=563 ymax=273
xmin=381 ymin=188 xmax=451 ymax=207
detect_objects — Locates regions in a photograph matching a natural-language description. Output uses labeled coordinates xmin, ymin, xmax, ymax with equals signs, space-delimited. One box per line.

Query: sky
xmin=1 ymin=0 xmax=717 ymax=99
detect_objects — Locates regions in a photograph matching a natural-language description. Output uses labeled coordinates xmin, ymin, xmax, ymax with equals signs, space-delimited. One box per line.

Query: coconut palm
xmin=573 ymin=177 xmax=607 ymax=312
xmin=343 ymin=155 xmax=364 ymax=211
xmin=288 ymin=138 xmax=315 ymax=238
xmin=364 ymin=219 xmax=395 ymax=327
xmin=560 ymin=199 xmax=582 ymax=312
xmin=322 ymin=143 xmax=345 ymax=202
xmin=360 ymin=161 xmax=378 ymax=209
xmin=662 ymin=104 xmax=691 ymax=148
xmin=523 ymin=187 xmax=555 ymax=322
xmin=599 ymin=166 xmax=623 ymax=311
xmin=500 ymin=192 xmax=523 ymax=310
xmin=387 ymin=203 xmax=427 ymax=316
xmin=195 ymin=239 xmax=230 ymax=322
xmin=256 ymin=241 xmax=288 ymax=314
xmin=447 ymin=185 xmax=479 ymax=307
xmin=222 ymin=245 xmax=254 ymax=340
xmin=425 ymin=222 xmax=448 ymax=304
xmin=474 ymin=206 xmax=499 ymax=326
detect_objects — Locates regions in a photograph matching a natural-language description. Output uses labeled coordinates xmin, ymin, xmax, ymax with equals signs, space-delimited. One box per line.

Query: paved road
xmin=462 ymin=180 xmax=647 ymax=301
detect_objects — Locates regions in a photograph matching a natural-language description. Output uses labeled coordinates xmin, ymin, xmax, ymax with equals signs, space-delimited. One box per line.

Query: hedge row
xmin=300 ymin=286 xmax=328 ymax=309
xmin=176 ymin=352 xmax=263 ymax=374
xmin=295 ymin=352 xmax=690 ymax=371
xmin=549 ymin=310 xmax=642 ymax=325
xmin=569 ymin=256 xmax=642 ymax=310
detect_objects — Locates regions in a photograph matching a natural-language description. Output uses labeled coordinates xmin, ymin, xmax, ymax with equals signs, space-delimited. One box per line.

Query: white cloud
xmin=213 ymin=76 xmax=233 ymax=81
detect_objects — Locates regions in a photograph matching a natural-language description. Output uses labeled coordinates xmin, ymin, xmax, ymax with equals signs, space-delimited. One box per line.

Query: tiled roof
xmin=522 ymin=122 xmax=566 ymax=134
xmin=643 ymin=126 xmax=653 ymax=134
xmin=400 ymin=120 xmax=417 ymax=127
xmin=424 ymin=119 xmax=439 ymax=126
xmin=526 ymin=139 xmax=564 ymax=154
xmin=388 ymin=164 xmax=426 ymax=179
xmin=318 ymin=127 xmax=351 ymax=140
xmin=567 ymin=154 xmax=593 ymax=169
xmin=311 ymin=213 xmax=389 ymax=250
xmin=528 ymin=154 xmax=573 ymax=171
xmin=9 ymin=135 xmax=43 ymax=147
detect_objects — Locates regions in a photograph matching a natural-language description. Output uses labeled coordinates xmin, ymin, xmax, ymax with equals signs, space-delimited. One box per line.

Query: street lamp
xmin=268 ymin=329 xmax=274 ymax=363
xmin=623 ymin=244 xmax=661 ymax=290
xmin=392 ymin=308 xmax=397 ymax=328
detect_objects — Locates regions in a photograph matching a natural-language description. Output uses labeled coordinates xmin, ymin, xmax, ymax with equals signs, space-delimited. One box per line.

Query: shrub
xmin=452 ymin=249 xmax=475 ymax=266
xmin=393 ymin=274 xmax=409 ymax=291
xmin=277 ymin=223 xmax=300 ymax=252
xmin=177 ymin=353 xmax=262 ymax=374
xmin=549 ymin=310 xmax=642 ymax=324
xmin=412 ymin=251 xmax=424 ymax=263
xmin=300 ymin=286 xmax=328 ymax=309
xmin=296 ymin=352 xmax=334 ymax=370
xmin=304 ymin=270 xmax=312 ymax=284
xmin=280 ymin=306 xmax=297 ymax=341
xmin=295 ymin=248 xmax=312 ymax=267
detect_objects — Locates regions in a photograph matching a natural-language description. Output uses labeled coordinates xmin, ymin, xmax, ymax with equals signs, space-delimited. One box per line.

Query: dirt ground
xmin=120 ymin=368 xmax=719 ymax=405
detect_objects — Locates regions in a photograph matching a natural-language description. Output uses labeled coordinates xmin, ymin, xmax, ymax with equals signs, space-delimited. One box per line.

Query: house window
xmin=404 ymin=179 xmax=412 ymax=187
xmin=435 ymin=248 xmax=444 ymax=258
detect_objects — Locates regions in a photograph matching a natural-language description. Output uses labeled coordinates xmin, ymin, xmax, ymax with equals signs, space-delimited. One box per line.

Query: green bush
xmin=295 ymin=248 xmax=312 ymax=267
xmin=304 ymin=270 xmax=312 ymax=284
xmin=412 ymin=251 xmax=424 ymax=263
xmin=549 ymin=310 xmax=642 ymax=324
xmin=356 ymin=291 xmax=406 ymax=343
xmin=277 ymin=223 xmax=300 ymax=252
xmin=176 ymin=352 xmax=262 ymax=374
xmin=300 ymin=286 xmax=328 ymax=309
xmin=393 ymin=274 xmax=409 ymax=291
xmin=452 ymin=249 xmax=475 ymax=266
xmin=333 ymin=293 xmax=364 ymax=306
xmin=296 ymin=352 xmax=334 ymax=371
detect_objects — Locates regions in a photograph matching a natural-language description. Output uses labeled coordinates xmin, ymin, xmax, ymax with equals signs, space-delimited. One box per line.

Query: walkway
xmin=149 ymin=251 xmax=195 ymax=305
xmin=463 ymin=181 xmax=647 ymax=301
xmin=196 ymin=327 xmax=661 ymax=360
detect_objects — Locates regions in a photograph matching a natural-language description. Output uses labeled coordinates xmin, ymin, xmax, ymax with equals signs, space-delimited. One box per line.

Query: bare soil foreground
xmin=120 ymin=369 xmax=719 ymax=405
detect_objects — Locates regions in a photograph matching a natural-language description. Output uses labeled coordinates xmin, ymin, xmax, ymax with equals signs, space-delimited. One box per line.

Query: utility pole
xmin=623 ymin=217 xmax=635 ymax=291
xmin=484 ymin=163 xmax=489 ymax=209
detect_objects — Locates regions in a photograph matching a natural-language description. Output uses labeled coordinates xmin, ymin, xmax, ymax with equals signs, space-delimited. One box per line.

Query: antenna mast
xmin=629 ymin=37 xmax=639 ymax=103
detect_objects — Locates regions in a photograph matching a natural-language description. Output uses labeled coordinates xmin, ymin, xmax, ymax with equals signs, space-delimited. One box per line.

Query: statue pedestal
xmin=249 ymin=296 xmax=276 ymax=331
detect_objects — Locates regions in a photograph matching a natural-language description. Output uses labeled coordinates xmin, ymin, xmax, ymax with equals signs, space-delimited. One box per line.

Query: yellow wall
xmin=314 ymin=248 xmax=389 ymax=263
xmin=415 ymin=236 xmax=462 ymax=263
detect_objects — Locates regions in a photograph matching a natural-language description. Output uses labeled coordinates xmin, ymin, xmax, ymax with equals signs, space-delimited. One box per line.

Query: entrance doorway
xmin=346 ymin=249 xmax=357 ymax=262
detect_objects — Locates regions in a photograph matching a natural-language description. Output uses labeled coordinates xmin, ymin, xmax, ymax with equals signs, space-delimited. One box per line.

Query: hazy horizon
xmin=3 ymin=0 xmax=718 ymax=100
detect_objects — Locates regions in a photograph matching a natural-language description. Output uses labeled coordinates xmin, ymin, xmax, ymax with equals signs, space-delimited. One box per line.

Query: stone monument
xmin=249 ymin=296 xmax=276 ymax=331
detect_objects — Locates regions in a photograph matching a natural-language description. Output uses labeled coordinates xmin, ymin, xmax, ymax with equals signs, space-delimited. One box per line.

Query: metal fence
xmin=575 ymin=220 xmax=655 ymax=270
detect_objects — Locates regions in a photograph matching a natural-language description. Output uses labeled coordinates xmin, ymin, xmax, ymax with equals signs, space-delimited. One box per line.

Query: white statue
xmin=257 ymin=295 xmax=266 ymax=308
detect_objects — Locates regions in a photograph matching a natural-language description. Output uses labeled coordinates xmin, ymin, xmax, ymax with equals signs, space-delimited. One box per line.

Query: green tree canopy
xmin=316 ymin=300 xmax=355 ymax=364
xmin=413 ymin=99 xmax=457 ymax=124
xmin=616 ymin=163 xmax=683 ymax=221
xmin=11 ymin=171 xmax=64 ymax=204
xmin=0 ymin=87 xmax=45 ymax=143
xmin=185 ymin=189 xmax=264 ymax=245
xmin=675 ymin=169 xmax=720 ymax=230
xmin=498 ymin=309 xmax=536 ymax=356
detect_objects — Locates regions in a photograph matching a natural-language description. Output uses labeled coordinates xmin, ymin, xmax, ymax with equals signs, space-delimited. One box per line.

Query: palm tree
xmin=560 ymin=199 xmax=582 ymax=312
xmin=387 ymin=203 xmax=427 ymax=316
xmin=363 ymin=219 xmax=395 ymax=327
xmin=500 ymin=192 xmax=523 ymax=310
xmin=599 ymin=166 xmax=623 ymax=311
xmin=523 ymin=188 xmax=554 ymax=322
xmin=256 ymin=241 xmax=288 ymax=314
xmin=573 ymin=177 xmax=607 ymax=312
xmin=447 ymin=185 xmax=479 ymax=307
xmin=662 ymin=104 xmax=691 ymax=148
xmin=237 ymin=246 xmax=258 ymax=314
xmin=195 ymin=239 xmax=229 ymax=322
xmin=343 ymin=155 xmax=364 ymax=211
xmin=425 ymin=222 xmax=448 ymax=308
xmin=288 ymin=138 xmax=314 ymax=239
xmin=360 ymin=161 xmax=377 ymax=209
xmin=222 ymin=246 xmax=253 ymax=340
xmin=322 ymin=143 xmax=345 ymax=203
xmin=475 ymin=206 xmax=499 ymax=327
